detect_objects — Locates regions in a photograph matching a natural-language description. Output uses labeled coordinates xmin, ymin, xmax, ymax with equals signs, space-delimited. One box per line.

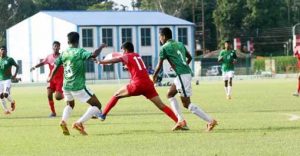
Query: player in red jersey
xmin=96 ymin=42 xmax=183 ymax=130
xmin=30 ymin=41 xmax=64 ymax=117
xmin=293 ymin=45 xmax=300 ymax=96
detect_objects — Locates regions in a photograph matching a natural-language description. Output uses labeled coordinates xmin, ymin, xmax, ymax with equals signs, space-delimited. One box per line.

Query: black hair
xmin=160 ymin=27 xmax=172 ymax=39
xmin=67 ymin=32 xmax=79 ymax=44
xmin=0 ymin=46 xmax=6 ymax=50
xmin=121 ymin=42 xmax=134 ymax=52
xmin=53 ymin=41 xmax=60 ymax=46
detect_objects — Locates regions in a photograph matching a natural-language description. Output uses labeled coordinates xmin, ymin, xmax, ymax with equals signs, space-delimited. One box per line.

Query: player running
xmin=96 ymin=42 xmax=181 ymax=130
xmin=0 ymin=46 xmax=19 ymax=114
xmin=218 ymin=39 xmax=237 ymax=100
xmin=30 ymin=41 xmax=64 ymax=117
xmin=293 ymin=45 xmax=300 ymax=96
xmin=48 ymin=32 xmax=105 ymax=135
xmin=153 ymin=27 xmax=217 ymax=132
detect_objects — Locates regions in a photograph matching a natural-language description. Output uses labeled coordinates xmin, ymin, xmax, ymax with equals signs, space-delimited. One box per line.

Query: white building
xmin=6 ymin=11 xmax=195 ymax=82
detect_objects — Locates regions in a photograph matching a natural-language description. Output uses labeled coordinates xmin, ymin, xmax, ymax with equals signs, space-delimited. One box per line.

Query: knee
xmin=0 ymin=93 xmax=3 ymax=99
xmin=224 ymin=80 xmax=228 ymax=87
xmin=68 ymin=103 xmax=75 ymax=109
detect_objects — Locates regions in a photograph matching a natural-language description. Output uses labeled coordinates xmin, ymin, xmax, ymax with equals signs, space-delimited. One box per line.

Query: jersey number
xmin=133 ymin=56 xmax=146 ymax=70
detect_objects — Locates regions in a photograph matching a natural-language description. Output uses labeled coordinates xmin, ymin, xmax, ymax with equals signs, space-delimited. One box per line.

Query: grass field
xmin=0 ymin=78 xmax=300 ymax=156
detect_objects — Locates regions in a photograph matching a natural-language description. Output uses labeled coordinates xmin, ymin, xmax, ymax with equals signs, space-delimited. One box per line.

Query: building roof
xmin=42 ymin=11 xmax=194 ymax=26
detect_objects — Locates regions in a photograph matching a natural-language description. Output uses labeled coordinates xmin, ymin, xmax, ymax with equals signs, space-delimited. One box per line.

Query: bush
xmin=253 ymin=59 xmax=265 ymax=72
xmin=253 ymin=56 xmax=298 ymax=74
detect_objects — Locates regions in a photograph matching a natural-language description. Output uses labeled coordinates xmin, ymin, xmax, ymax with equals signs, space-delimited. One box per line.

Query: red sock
xmin=103 ymin=96 xmax=119 ymax=116
xmin=162 ymin=106 xmax=178 ymax=123
xmin=49 ymin=100 xmax=55 ymax=113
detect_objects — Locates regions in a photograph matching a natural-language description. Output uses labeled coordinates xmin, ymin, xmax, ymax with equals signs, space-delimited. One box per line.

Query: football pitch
xmin=0 ymin=78 xmax=300 ymax=156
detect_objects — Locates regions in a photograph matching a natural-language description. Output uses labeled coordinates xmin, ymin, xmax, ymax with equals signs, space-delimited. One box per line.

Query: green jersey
xmin=55 ymin=47 xmax=92 ymax=91
xmin=160 ymin=40 xmax=191 ymax=75
xmin=219 ymin=49 xmax=237 ymax=72
xmin=0 ymin=56 xmax=17 ymax=80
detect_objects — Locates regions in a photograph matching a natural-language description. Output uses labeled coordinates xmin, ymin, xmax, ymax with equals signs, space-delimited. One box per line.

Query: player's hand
xmin=152 ymin=75 xmax=157 ymax=83
xmin=30 ymin=67 xmax=35 ymax=72
xmin=47 ymin=77 xmax=52 ymax=82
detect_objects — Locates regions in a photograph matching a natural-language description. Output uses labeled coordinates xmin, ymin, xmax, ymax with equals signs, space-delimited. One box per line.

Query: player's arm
xmin=30 ymin=61 xmax=45 ymax=72
xmin=47 ymin=57 xmax=62 ymax=82
xmin=153 ymin=59 xmax=164 ymax=83
xmin=90 ymin=43 xmax=107 ymax=58
xmin=186 ymin=51 xmax=192 ymax=65
xmin=97 ymin=57 xmax=122 ymax=65
xmin=233 ymin=51 xmax=238 ymax=64
xmin=12 ymin=61 xmax=19 ymax=80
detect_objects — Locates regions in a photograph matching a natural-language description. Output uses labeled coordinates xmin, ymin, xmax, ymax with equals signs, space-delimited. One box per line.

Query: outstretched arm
xmin=186 ymin=51 xmax=192 ymax=65
xmin=96 ymin=57 xmax=122 ymax=65
xmin=12 ymin=64 xmax=19 ymax=79
xmin=30 ymin=61 xmax=45 ymax=72
xmin=47 ymin=64 xmax=59 ymax=82
xmin=90 ymin=43 xmax=107 ymax=58
xmin=153 ymin=59 xmax=164 ymax=83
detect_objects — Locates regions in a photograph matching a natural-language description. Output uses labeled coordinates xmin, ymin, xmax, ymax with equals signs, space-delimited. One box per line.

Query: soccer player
xmin=96 ymin=42 xmax=181 ymax=129
xmin=153 ymin=27 xmax=217 ymax=132
xmin=218 ymin=39 xmax=237 ymax=99
xmin=30 ymin=41 xmax=64 ymax=117
xmin=293 ymin=45 xmax=300 ymax=96
xmin=0 ymin=46 xmax=18 ymax=114
xmin=48 ymin=32 xmax=105 ymax=135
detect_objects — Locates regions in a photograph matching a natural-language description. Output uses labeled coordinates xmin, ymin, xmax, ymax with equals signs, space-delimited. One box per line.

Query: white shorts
xmin=222 ymin=71 xmax=234 ymax=81
xmin=174 ymin=74 xmax=192 ymax=97
xmin=0 ymin=79 xmax=11 ymax=94
xmin=63 ymin=87 xmax=94 ymax=103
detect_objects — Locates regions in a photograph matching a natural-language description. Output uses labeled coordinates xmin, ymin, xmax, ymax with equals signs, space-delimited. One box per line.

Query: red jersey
xmin=42 ymin=53 xmax=63 ymax=82
xmin=294 ymin=46 xmax=300 ymax=68
xmin=119 ymin=52 xmax=152 ymax=84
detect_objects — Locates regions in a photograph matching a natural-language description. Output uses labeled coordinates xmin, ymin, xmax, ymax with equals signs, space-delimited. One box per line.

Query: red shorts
xmin=47 ymin=79 xmax=63 ymax=93
xmin=127 ymin=81 xmax=158 ymax=99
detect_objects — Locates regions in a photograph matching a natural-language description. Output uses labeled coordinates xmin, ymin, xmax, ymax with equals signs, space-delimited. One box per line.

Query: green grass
xmin=1 ymin=79 xmax=300 ymax=156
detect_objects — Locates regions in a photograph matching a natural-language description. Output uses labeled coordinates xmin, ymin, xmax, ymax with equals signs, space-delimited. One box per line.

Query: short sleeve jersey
xmin=55 ymin=47 xmax=92 ymax=91
xmin=42 ymin=53 xmax=64 ymax=81
xmin=219 ymin=50 xmax=237 ymax=72
xmin=119 ymin=52 xmax=152 ymax=84
xmin=0 ymin=56 xmax=17 ymax=80
xmin=159 ymin=40 xmax=191 ymax=75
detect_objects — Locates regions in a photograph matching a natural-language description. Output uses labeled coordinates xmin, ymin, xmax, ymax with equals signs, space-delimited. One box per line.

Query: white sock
xmin=77 ymin=106 xmax=101 ymax=123
xmin=62 ymin=105 xmax=73 ymax=122
xmin=228 ymin=86 xmax=232 ymax=96
xmin=168 ymin=97 xmax=184 ymax=122
xmin=6 ymin=95 xmax=14 ymax=103
xmin=1 ymin=99 xmax=8 ymax=111
xmin=224 ymin=87 xmax=228 ymax=95
xmin=188 ymin=103 xmax=212 ymax=123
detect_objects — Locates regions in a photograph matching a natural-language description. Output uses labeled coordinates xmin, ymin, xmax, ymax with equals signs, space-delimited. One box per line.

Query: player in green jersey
xmin=153 ymin=27 xmax=217 ymax=132
xmin=218 ymin=39 xmax=237 ymax=100
xmin=0 ymin=46 xmax=18 ymax=114
xmin=48 ymin=32 xmax=106 ymax=135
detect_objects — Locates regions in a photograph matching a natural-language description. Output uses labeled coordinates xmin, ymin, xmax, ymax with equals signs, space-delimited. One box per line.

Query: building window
xmin=178 ymin=28 xmax=188 ymax=45
xmin=122 ymin=28 xmax=132 ymax=43
xmin=102 ymin=28 xmax=113 ymax=47
xmin=103 ymin=65 xmax=114 ymax=72
xmin=17 ymin=60 xmax=22 ymax=74
xmin=141 ymin=28 xmax=151 ymax=46
xmin=82 ymin=28 xmax=94 ymax=47
xmin=39 ymin=59 xmax=45 ymax=74
xmin=141 ymin=55 xmax=152 ymax=69
xmin=85 ymin=60 xmax=95 ymax=73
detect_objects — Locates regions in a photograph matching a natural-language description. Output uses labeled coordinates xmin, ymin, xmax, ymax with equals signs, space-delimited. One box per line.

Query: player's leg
xmin=54 ymin=80 xmax=64 ymax=100
xmin=47 ymin=88 xmax=56 ymax=117
xmin=0 ymin=82 xmax=9 ymax=114
xmin=72 ymin=87 xmax=102 ymax=135
xmin=149 ymin=95 xmax=178 ymax=123
xmin=60 ymin=90 xmax=74 ymax=135
xmin=3 ymin=80 xmax=15 ymax=111
xmin=100 ymin=85 xmax=131 ymax=121
xmin=227 ymin=71 xmax=234 ymax=99
xmin=167 ymin=84 xmax=185 ymax=121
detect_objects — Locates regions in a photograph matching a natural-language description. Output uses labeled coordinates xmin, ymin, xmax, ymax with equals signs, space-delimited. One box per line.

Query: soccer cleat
xmin=206 ymin=119 xmax=218 ymax=132
xmin=172 ymin=120 xmax=190 ymax=131
xmin=98 ymin=114 xmax=106 ymax=121
xmin=292 ymin=92 xmax=299 ymax=97
xmin=4 ymin=110 xmax=11 ymax=115
xmin=11 ymin=100 xmax=16 ymax=111
xmin=226 ymin=95 xmax=231 ymax=100
xmin=49 ymin=112 xmax=56 ymax=118
xmin=60 ymin=121 xmax=70 ymax=136
xmin=72 ymin=122 xmax=88 ymax=135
